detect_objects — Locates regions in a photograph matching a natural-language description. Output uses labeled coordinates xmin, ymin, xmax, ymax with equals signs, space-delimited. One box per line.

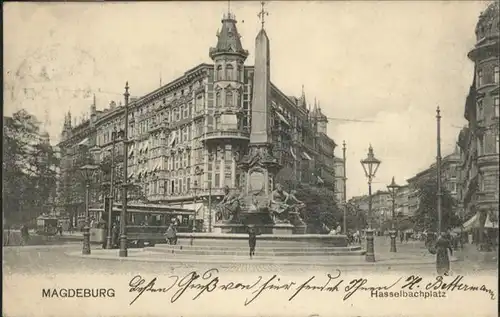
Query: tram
xmin=89 ymin=203 xmax=195 ymax=248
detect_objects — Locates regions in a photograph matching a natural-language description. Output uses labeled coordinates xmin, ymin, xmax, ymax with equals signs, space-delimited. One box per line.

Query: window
xmin=237 ymin=65 xmax=242 ymax=81
xmin=478 ymin=69 xmax=483 ymax=87
xmin=477 ymin=100 xmax=484 ymax=120
xmin=495 ymin=97 xmax=499 ymax=118
xmin=496 ymin=135 xmax=499 ymax=154
xmin=226 ymin=90 xmax=233 ymax=107
xmin=217 ymin=65 xmax=223 ymax=81
xmin=216 ymin=92 xmax=222 ymax=108
xmin=477 ymin=135 xmax=484 ymax=156
xmin=226 ymin=64 xmax=234 ymax=81
xmin=495 ymin=66 xmax=499 ymax=84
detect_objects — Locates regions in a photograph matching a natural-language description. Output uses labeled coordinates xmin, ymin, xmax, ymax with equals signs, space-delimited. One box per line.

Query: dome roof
xmin=475 ymin=1 xmax=499 ymax=42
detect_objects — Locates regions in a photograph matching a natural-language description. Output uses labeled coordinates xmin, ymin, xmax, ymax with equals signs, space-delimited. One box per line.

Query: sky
xmin=3 ymin=1 xmax=490 ymax=199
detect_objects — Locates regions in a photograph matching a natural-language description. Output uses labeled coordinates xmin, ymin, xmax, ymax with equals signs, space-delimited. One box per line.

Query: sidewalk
xmin=65 ymin=247 xmax=457 ymax=267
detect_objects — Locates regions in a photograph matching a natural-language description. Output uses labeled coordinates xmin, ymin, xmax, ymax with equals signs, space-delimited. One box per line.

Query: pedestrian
xmin=400 ymin=231 xmax=404 ymax=244
xmin=436 ymin=233 xmax=453 ymax=275
xmin=112 ymin=222 xmax=119 ymax=248
xmin=165 ymin=223 xmax=177 ymax=245
xmin=247 ymin=226 xmax=259 ymax=258
xmin=20 ymin=224 xmax=30 ymax=246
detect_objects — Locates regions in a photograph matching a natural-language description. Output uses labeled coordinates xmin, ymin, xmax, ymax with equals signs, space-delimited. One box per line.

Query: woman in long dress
xmin=436 ymin=233 xmax=453 ymax=275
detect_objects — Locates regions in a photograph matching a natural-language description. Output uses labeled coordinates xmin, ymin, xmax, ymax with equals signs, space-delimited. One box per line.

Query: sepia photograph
xmin=3 ymin=1 xmax=499 ymax=316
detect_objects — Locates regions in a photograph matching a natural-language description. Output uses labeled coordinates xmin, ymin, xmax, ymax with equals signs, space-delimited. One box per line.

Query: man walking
xmin=247 ymin=225 xmax=260 ymax=259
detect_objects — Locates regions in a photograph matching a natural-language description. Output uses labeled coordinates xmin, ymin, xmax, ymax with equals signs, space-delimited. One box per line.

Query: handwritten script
xmin=128 ymin=269 xmax=496 ymax=306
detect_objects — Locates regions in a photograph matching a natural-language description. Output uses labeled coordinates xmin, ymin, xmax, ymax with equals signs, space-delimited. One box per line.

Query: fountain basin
xmin=177 ymin=232 xmax=349 ymax=247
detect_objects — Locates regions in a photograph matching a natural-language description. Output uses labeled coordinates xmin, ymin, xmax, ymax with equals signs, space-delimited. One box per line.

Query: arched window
xmin=494 ymin=66 xmax=499 ymax=84
xmin=217 ymin=65 xmax=223 ymax=81
xmin=226 ymin=90 xmax=233 ymax=107
xmin=216 ymin=91 xmax=222 ymax=108
xmin=226 ymin=64 xmax=234 ymax=81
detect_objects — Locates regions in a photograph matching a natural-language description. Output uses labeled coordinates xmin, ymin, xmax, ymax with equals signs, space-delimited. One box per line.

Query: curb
xmin=64 ymin=250 xmax=458 ymax=267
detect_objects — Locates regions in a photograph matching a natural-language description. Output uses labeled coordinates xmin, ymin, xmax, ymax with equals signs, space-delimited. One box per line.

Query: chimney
xmin=110 ymin=101 xmax=116 ymax=109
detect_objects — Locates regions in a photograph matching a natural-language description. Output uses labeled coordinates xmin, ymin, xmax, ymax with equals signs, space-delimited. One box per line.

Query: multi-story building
xmin=395 ymin=184 xmax=410 ymax=217
xmin=406 ymin=147 xmax=461 ymax=217
xmin=333 ymin=156 xmax=345 ymax=202
xmin=57 ymin=10 xmax=337 ymax=231
xmin=458 ymin=1 xmax=499 ymax=233
xmin=349 ymin=190 xmax=391 ymax=232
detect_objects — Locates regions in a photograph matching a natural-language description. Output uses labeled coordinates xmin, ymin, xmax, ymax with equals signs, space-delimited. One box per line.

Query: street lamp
xmin=106 ymin=128 xmax=125 ymax=249
xmin=120 ymin=82 xmax=130 ymax=258
xmin=360 ymin=144 xmax=381 ymax=262
xmin=79 ymin=164 xmax=99 ymax=255
xmin=387 ymin=176 xmax=400 ymax=253
xmin=342 ymin=141 xmax=347 ymax=234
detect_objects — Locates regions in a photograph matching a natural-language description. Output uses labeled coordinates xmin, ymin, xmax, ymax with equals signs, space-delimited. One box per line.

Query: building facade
xmin=57 ymin=11 xmax=337 ymax=231
xmin=406 ymin=148 xmax=461 ymax=217
xmin=457 ymin=1 xmax=499 ymax=231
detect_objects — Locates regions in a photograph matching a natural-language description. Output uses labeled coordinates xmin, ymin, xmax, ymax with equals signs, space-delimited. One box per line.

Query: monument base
xmin=272 ymin=223 xmax=294 ymax=235
xmin=213 ymin=222 xmax=297 ymax=235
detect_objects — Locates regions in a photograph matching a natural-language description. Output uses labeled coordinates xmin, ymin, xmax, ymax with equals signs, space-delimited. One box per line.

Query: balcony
xmin=201 ymin=129 xmax=250 ymax=142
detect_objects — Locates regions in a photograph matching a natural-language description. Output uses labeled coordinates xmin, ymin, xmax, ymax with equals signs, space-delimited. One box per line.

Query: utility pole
xmin=436 ymin=107 xmax=442 ymax=235
xmin=208 ymin=181 xmax=212 ymax=232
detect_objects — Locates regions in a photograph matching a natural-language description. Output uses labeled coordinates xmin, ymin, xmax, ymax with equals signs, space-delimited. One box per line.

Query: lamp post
xmin=79 ymin=164 xmax=99 ymax=255
xmin=119 ymin=82 xmax=130 ymax=258
xmin=106 ymin=128 xmax=124 ymax=249
xmin=436 ymin=106 xmax=442 ymax=235
xmin=360 ymin=145 xmax=381 ymax=262
xmin=387 ymin=176 xmax=400 ymax=253
xmin=342 ymin=141 xmax=347 ymax=234
xmin=193 ymin=180 xmax=198 ymax=232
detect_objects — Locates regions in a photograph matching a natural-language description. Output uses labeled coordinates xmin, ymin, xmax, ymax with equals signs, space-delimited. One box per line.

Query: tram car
xmin=89 ymin=203 xmax=195 ymax=248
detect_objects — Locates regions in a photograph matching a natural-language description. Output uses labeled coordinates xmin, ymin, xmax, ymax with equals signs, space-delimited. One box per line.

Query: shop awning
xmin=78 ymin=138 xmax=89 ymax=146
xmin=317 ymin=175 xmax=324 ymax=184
xmin=276 ymin=112 xmax=290 ymax=126
xmin=484 ymin=213 xmax=499 ymax=229
xmin=302 ymin=152 xmax=312 ymax=160
xmin=169 ymin=131 xmax=177 ymax=147
xmin=290 ymin=148 xmax=297 ymax=160
xmin=463 ymin=213 xmax=480 ymax=231
xmin=128 ymin=171 xmax=134 ymax=179
xmin=128 ymin=145 xmax=134 ymax=157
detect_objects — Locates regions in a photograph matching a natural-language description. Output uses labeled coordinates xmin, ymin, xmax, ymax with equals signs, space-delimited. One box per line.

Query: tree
xmin=414 ymin=176 xmax=461 ymax=232
xmin=289 ymin=183 xmax=341 ymax=233
xmin=3 ymin=109 xmax=59 ymax=225
xmin=344 ymin=202 xmax=367 ymax=231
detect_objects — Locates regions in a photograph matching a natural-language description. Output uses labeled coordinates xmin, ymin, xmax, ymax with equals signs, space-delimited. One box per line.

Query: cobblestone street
xmin=4 ymin=238 xmax=497 ymax=276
